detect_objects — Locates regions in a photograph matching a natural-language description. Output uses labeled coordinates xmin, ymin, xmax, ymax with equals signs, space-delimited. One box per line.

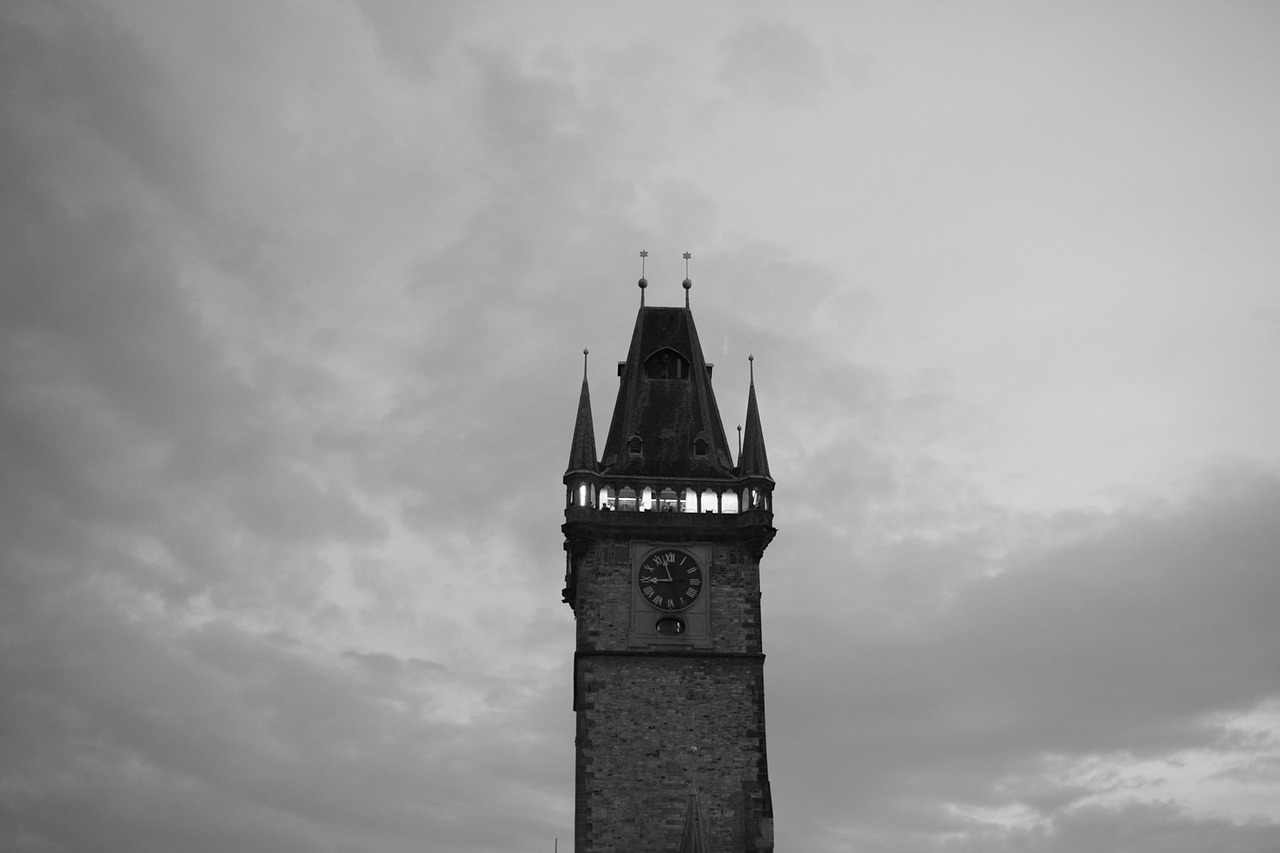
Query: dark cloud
xmin=767 ymin=464 xmax=1280 ymax=850
xmin=1 ymin=577 xmax=569 ymax=852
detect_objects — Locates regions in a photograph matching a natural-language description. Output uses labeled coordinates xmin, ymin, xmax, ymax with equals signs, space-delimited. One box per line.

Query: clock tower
xmin=562 ymin=268 xmax=776 ymax=852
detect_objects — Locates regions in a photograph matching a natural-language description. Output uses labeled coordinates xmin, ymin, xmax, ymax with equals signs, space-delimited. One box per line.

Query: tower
xmin=562 ymin=266 xmax=776 ymax=852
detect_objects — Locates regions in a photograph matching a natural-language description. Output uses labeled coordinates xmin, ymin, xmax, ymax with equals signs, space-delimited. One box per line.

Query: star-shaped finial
xmin=638 ymin=250 xmax=649 ymax=306
xmin=681 ymin=252 xmax=693 ymax=306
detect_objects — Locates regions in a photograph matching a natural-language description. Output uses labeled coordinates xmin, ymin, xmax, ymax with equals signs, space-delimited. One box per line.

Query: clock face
xmin=637 ymin=549 xmax=703 ymax=611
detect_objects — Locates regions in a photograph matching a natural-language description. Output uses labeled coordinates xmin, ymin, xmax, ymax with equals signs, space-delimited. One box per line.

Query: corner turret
xmin=737 ymin=355 xmax=772 ymax=511
xmin=566 ymin=349 xmax=598 ymax=477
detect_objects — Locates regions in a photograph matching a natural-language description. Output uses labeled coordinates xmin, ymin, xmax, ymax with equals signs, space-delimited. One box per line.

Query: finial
xmin=748 ymin=353 xmax=754 ymax=386
xmin=583 ymin=348 xmax=589 ymax=379
xmin=638 ymin=250 xmax=648 ymax=306
xmin=682 ymin=251 xmax=692 ymax=308
xmin=737 ymin=424 xmax=742 ymax=458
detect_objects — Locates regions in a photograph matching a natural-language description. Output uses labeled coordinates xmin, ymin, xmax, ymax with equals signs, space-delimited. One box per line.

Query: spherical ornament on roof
xmin=683 ymin=278 xmax=692 ymax=290
xmin=638 ymin=277 xmax=648 ymax=289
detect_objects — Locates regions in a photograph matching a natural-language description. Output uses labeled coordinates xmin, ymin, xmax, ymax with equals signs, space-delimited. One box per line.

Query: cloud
xmin=939 ymin=801 xmax=1280 ymax=853
xmin=1 ymin=574 xmax=570 ymax=852
xmin=716 ymin=22 xmax=831 ymax=105
xmin=767 ymin=463 xmax=1280 ymax=849
xmin=2 ymin=2 xmax=1279 ymax=851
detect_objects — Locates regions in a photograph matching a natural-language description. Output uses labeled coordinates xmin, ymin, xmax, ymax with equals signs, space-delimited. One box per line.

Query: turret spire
xmin=738 ymin=354 xmax=772 ymax=480
xmin=676 ymin=790 xmax=710 ymax=853
xmin=565 ymin=348 xmax=598 ymax=475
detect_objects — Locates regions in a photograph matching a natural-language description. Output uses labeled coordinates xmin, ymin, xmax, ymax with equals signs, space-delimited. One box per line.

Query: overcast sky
xmin=3 ymin=2 xmax=1280 ymax=851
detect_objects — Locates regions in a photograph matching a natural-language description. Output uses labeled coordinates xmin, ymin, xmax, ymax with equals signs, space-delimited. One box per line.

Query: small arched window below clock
xmin=693 ymin=438 xmax=708 ymax=457
xmin=628 ymin=436 xmax=643 ymax=456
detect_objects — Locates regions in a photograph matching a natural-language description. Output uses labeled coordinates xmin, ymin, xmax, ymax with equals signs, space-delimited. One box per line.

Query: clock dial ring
xmin=637 ymin=548 xmax=703 ymax=611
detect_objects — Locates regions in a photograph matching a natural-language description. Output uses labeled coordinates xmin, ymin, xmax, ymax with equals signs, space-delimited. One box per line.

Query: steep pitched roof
xmin=737 ymin=360 xmax=772 ymax=480
xmin=599 ymin=306 xmax=734 ymax=479
xmin=565 ymin=354 xmax=598 ymax=476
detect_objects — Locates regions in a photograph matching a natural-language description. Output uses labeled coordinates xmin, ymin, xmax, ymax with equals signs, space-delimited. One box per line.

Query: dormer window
xmin=643 ymin=348 xmax=690 ymax=380
xmin=693 ymin=438 xmax=708 ymax=457
xmin=628 ymin=435 xmax=643 ymax=456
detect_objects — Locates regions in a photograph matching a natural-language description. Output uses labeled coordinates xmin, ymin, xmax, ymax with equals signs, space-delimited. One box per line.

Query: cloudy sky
xmin=3 ymin=2 xmax=1280 ymax=851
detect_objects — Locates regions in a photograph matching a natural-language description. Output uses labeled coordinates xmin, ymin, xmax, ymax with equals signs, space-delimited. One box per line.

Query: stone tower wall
xmin=571 ymin=534 xmax=772 ymax=852
xmin=574 ymin=654 xmax=772 ymax=852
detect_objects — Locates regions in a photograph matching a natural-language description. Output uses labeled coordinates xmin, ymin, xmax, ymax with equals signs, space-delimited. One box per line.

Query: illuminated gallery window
xmin=658 ymin=488 xmax=678 ymax=512
xmin=721 ymin=491 xmax=739 ymax=514
xmin=618 ymin=486 xmax=637 ymax=511
xmin=701 ymin=488 xmax=718 ymax=513
xmin=682 ymin=488 xmax=698 ymax=513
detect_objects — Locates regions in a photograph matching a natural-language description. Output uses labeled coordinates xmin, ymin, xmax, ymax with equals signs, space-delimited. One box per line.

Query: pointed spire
xmin=738 ymin=354 xmax=772 ymax=479
xmin=676 ymin=790 xmax=710 ymax=853
xmin=566 ymin=348 xmax=598 ymax=475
